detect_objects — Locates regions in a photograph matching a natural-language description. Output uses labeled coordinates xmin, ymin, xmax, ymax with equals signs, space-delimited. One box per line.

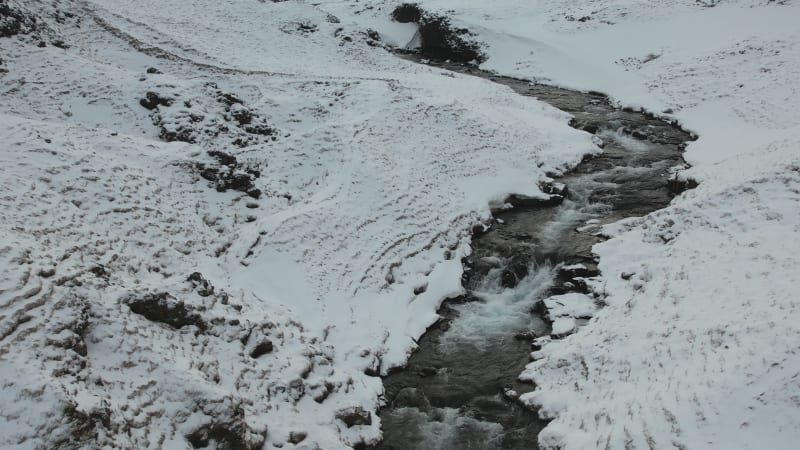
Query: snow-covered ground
xmin=329 ymin=0 xmax=800 ymax=449
xmin=2 ymin=0 xmax=799 ymax=449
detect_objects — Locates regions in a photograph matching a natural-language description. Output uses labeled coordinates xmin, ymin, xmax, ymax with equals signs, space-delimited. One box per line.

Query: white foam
xmin=439 ymin=264 xmax=554 ymax=351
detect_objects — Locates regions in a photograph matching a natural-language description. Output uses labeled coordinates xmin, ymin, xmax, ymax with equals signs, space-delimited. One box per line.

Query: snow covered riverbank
xmin=331 ymin=0 xmax=800 ymax=448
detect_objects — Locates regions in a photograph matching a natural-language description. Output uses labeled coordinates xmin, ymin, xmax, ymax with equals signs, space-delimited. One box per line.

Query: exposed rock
xmin=500 ymin=259 xmax=528 ymax=288
xmin=513 ymin=330 xmax=538 ymax=341
xmin=88 ymin=264 xmax=107 ymax=277
xmin=313 ymin=382 xmax=336 ymax=403
xmin=0 ymin=3 xmax=37 ymax=38
xmin=139 ymin=91 xmax=175 ymax=110
xmin=243 ymin=123 xmax=276 ymax=136
xmin=569 ymin=118 xmax=601 ymax=134
xmin=367 ymin=29 xmax=381 ymax=41
xmin=667 ymin=173 xmax=699 ymax=196
xmin=392 ymin=388 xmax=431 ymax=411
xmin=540 ymin=181 xmax=569 ymax=197
xmin=208 ymin=150 xmax=237 ymax=167
xmin=505 ymin=192 xmax=564 ymax=208
xmin=391 ymin=5 xmax=483 ymax=63
xmin=146 ymin=67 xmax=162 ymax=74
xmin=502 ymin=387 xmax=519 ymax=401
xmin=187 ymin=272 xmax=215 ymax=297
xmin=229 ymin=104 xmax=253 ymax=126
xmin=417 ymin=366 xmax=438 ymax=377
xmin=335 ymin=407 xmax=372 ymax=428
xmin=126 ymin=292 xmax=207 ymax=331
xmin=195 ymin=157 xmax=261 ymax=198
xmin=186 ymin=417 xmax=264 ymax=450
xmin=288 ymin=431 xmax=307 ymax=444
xmin=558 ymin=262 xmax=599 ymax=279
xmin=159 ymin=122 xmax=196 ymax=143
xmin=417 ymin=15 xmax=483 ymax=63
xmin=530 ymin=299 xmax=547 ymax=317
xmin=62 ymin=402 xmax=112 ymax=446
xmin=216 ymin=91 xmax=243 ymax=107
xmin=249 ymin=339 xmax=274 ymax=359
xmin=391 ymin=4 xmax=423 ymax=23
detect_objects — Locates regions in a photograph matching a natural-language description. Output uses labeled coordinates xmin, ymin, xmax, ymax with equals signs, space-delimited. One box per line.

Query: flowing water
xmin=373 ymin=59 xmax=695 ymax=450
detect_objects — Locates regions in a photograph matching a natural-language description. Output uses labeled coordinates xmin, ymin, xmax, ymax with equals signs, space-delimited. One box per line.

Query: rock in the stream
xmin=391 ymin=4 xmax=484 ymax=63
xmin=514 ymin=330 xmax=538 ymax=341
xmin=392 ymin=388 xmax=431 ymax=411
xmin=505 ymin=192 xmax=564 ymax=208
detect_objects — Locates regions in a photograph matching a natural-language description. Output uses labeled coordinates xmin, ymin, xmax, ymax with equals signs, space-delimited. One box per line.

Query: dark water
xmin=374 ymin=59 xmax=695 ymax=450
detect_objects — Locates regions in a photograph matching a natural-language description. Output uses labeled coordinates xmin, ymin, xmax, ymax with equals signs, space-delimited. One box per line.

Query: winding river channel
xmin=374 ymin=59 xmax=695 ymax=450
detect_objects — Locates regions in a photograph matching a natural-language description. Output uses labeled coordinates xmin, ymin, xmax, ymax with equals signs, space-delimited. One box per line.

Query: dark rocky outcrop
xmin=376 ymin=57 xmax=697 ymax=450
xmin=187 ymin=272 xmax=215 ymax=297
xmin=391 ymin=3 xmax=423 ymax=23
xmin=0 ymin=3 xmax=37 ymax=38
xmin=186 ymin=414 xmax=264 ymax=450
xmin=139 ymin=91 xmax=175 ymax=110
xmin=126 ymin=292 xmax=207 ymax=331
xmin=62 ymin=402 xmax=112 ymax=446
xmin=249 ymin=339 xmax=274 ymax=359
xmin=288 ymin=431 xmax=307 ymax=444
xmin=390 ymin=4 xmax=484 ymax=63
xmin=196 ymin=150 xmax=262 ymax=198
xmin=417 ymin=16 xmax=482 ymax=63
xmin=392 ymin=388 xmax=431 ymax=411
xmin=667 ymin=174 xmax=699 ymax=196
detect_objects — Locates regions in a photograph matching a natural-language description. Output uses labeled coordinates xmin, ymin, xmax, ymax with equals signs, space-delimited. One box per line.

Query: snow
xmin=3 ymin=0 xmax=800 ymax=448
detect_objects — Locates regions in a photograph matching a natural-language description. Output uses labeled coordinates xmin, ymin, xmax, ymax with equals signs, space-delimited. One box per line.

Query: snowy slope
xmin=329 ymin=0 xmax=800 ymax=448
xmin=0 ymin=0 xmax=595 ymax=448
